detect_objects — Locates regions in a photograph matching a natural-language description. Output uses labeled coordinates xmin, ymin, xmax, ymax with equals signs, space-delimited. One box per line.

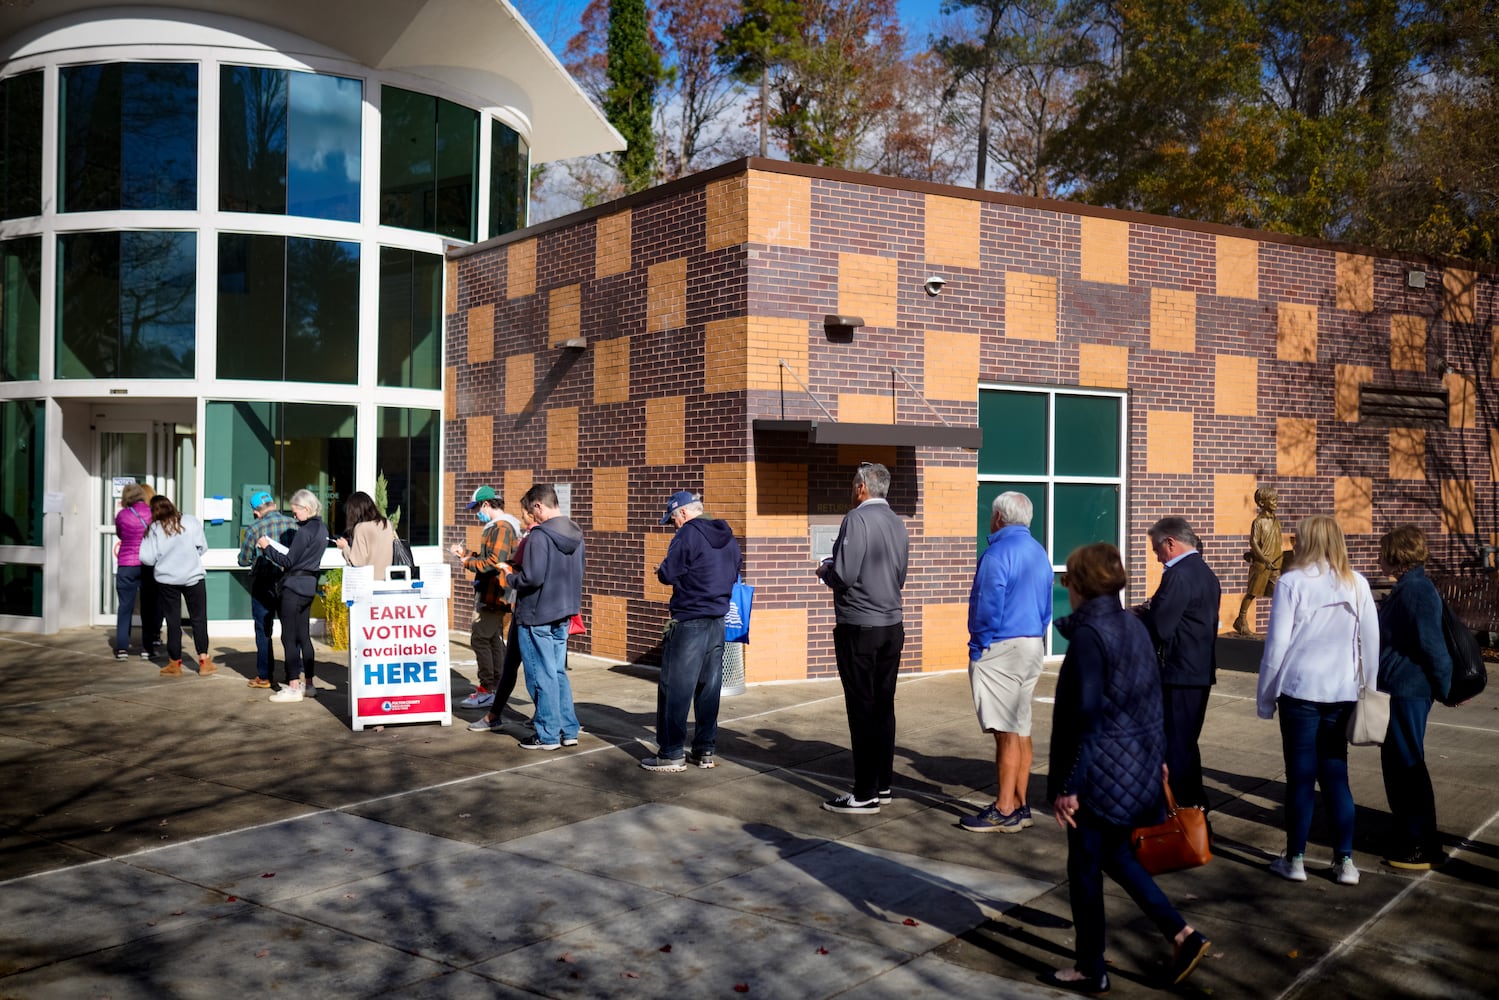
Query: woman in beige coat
xmin=335 ymin=491 xmax=396 ymax=581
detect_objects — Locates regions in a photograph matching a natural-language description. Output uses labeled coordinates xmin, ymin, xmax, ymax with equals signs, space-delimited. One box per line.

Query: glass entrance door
xmin=95 ymin=422 xmax=155 ymax=626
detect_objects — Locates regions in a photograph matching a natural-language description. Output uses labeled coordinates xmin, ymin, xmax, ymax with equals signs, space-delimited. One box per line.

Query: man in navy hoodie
xmin=642 ymin=491 xmax=743 ymax=772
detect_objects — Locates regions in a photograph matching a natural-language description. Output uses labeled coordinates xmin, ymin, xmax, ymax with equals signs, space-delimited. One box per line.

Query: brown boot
xmin=160 ymin=659 xmax=183 ymax=676
xmin=198 ymin=654 xmax=217 ymax=676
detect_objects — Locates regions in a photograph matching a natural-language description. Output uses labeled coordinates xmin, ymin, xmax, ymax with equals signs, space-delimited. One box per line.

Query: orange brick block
xmin=924 ymin=330 xmax=980 ymax=401
xmin=1143 ymin=549 xmax=1163 ymax=598
xmin=1214 ymin=474 xmax=1259 ymax=536
xmin=647 ymin=258 xmax=687 ymax=333
xmin=1335 ymin=477 xmax=1373 ymax=535
xmin=595 ymin=209 xmax=632 ymax=278
xmin=1277 ymin=302 xmax=1317 ymax=362
xmin=924 ymin=194 xmax=981 ymax=269
xmin=549 ymin=283 xmax=581 ymax=347
xmin=1276 ymin=418 xmax=1317 ymax=477
xmin=1214 ymin=355 xmax=1258 ymax=417
xmin=1335 ymin=364 xmax=1372 ymax=421
xmin=748 ymin=462 xmax=808 ymax=538
xmin=592 ymin=466 xmax=629 ymax=532
xmin=1446 ymin=371 xmax=1476 ymax=428
xmin=547 ymin=407 xmax=578 ymax=470
xmin=748 ymin=316 xmax=810 ymax=390
xmin=704 ymin=463 xmax=750 ymax=540
xmin=505 ymin=353 xmax=534 ymax=414
xmin=706 ymin=174 xmax=749 ymax=251
xmin=442 ymin=471 xmax=456 ymax=529
xmin=1005 ymin=272 xmax=1058 ymax=341
xmin=1491 ymin=429 xmax=1499 ymax=481
xmin=1150 ymin=288 xmax=1197 ymax=353
xmin=645 ymin=395 xmax=684 ymax=466
xmin=924 ymin=466 xmax=974 ymax=538
xmin=444 ymin=259 xmax=458 ymax=314
xmin=1390 ymin=429 xmax=1425 ymax=480
xmin=467 ymin=304 xmax=494 ymax=364
xmin=1146 ymin=411 xmax=1194 ymax=474
xmin=643 ymin=533 xmax=673 ymax=604
xmin=838 ymin=253 xmax=897 ymax=329
xmin=1336 ymin=252 xmax=1374 ymax=312
xmin=1079 ymin=216 xmax=1129 ymax=285
xmin=444 ymin=365 xmax=457 ymax=419
xmin=744 ymin=608 xmax=809 ymax=681
xmin=503 ymin=470 xmax=532 ymax=512
xmin=838 ymin=392 xmax=894 ymax=424
xmin=1078 ymin=343 xmax=1130 ymax=388
xmin=1442 ymin=479 xmax=1475 ymax=535
xmin=1216 ymin=235 xmax=1258 ymax=300
xmin=1443 ymin=267 xmax=1477 ymax=323
xmin=747 ymin=170 xmax=811 ymax=248
xmin=507 ymin=239 xmax=536 ymax=299
xmin=1491 ymin=325 xmax=1499 ymax=379
xmin=466 ymin=416 xmax=492 ymax=473
xmin=920 ymin=603 xmax=970 ymax=672
xmin=1390 ymin=314 xmax=1426 ymax=371
xmin=594 ymin=336 xmax=630 ymax=405
xmin=590 ymin=594 xmax=629 ymax=660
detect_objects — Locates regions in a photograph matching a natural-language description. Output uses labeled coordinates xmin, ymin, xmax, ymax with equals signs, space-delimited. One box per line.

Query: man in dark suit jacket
xmin=1138 ymin=516 xmax=1222 ymax=811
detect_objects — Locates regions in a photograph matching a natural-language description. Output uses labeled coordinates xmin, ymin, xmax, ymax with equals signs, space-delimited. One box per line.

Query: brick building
xmin=445 ymin=158 xmax=1497 ymax=682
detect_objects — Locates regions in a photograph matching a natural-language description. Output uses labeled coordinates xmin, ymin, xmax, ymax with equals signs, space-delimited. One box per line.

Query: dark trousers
xmin=490 ymin=616 xmax=524 ymax=718
xmin=472 ymin=606 xmax=508 ymax=690
xmin=1278 ymin=695 xmax=1355 ymax=857
xmin=655 ymin=616 xmax=725 ymax=759
xmin=1162 ymin=684 xmax=1211 ymax=809
xmin=114 ymin=565 xmax=142 ymax=653
xmin=1382 ymin=695 xmax=1439 ymax=855
xmin=250 ymin=592 xmax=277 ymax=682
xmin=139 ymin=567 xmax=162 ymax=654
xmin=278 ymin=588 xmax=315 ymax=684
xmin=834 ymin=622 xmax=904 ymax=801
xmin=1067 ymin=813 xmax=1187 ymax=979
xmin=157 ymin=580 xmax=208 ymax=661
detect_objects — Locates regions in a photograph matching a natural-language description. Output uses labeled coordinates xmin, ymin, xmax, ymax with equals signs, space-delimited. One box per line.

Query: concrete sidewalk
xmin=1 ymin=627 xmax=1496 ymax=999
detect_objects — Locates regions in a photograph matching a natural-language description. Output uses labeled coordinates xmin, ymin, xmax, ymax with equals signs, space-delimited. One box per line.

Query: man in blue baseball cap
xmin=237 ymin=491 xmax=296 ymax=689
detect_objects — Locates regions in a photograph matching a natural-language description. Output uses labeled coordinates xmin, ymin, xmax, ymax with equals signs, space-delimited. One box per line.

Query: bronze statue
xmin=1233 ymin=486 xmax=1283 ymax=636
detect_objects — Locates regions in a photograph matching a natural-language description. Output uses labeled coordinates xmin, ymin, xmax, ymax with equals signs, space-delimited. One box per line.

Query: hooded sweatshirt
xmin=508 ymin=515 xmax=585 ymax=626
xmin=139 ymin=515 xmax=208 ymax=586
xmin=656 ymin=516 xmax=742 ymax=620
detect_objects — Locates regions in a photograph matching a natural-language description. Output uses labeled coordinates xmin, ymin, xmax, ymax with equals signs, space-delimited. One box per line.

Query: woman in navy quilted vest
xmin=1046 ymin=543 xmax=1210 ymax=995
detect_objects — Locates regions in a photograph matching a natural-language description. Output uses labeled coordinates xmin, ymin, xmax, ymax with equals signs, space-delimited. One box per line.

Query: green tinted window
xmin=0 ymin=399 xmax=44 ymax=548
xmin=381 ymin=87 xmax=478 ymax=241
xmin=1055 ymin=394 xmax=1120 ymax=477
xmin=1 ymin=70 xmax=43 ymax=220
xmin=976 ymin=480 xmax=1047 ymax=555
xmin=59 ymin=63 xmax=197 ymax=212
xmin=978 ymin=390 xmax=1046 ymax=475
xmin=1054 ymin=483 xmax=1119 ymax=556
xmin=1 ymin=237 xmax=41 ymax=380
xmin=489 ymin=120 xmax=528 ymax=237
xmin=57 ymin=231 xmax=197 ymax=378
xmin=376 ymin=406 xmax=440 ymax=545
xmin=1050 ymin=576 xmax=1071 ymax=653
xmin=377 ymin=248 xmax=442 ymax=389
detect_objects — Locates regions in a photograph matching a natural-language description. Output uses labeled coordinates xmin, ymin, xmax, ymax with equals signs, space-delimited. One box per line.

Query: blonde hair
xmin=1289 ymin=515 xmax=1355 ymax=587
xmin=288 ymin=489 xmax=322 ymax=519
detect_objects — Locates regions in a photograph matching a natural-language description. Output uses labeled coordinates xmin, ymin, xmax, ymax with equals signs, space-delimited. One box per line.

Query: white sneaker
xmin=269 ymin=686 xmax=304 ymax=703
xmin=460 ymin=688 xmax=495 ymax=708
xmin=1333 ymin=856 xmax=1360 ymax=885
xmin=1270 ymin=854 xmax=1307 ymax=882
xmin=303 ymin=682 xmax=319 ymax=698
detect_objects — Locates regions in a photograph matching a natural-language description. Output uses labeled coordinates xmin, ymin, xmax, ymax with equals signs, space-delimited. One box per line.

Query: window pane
xmin=285 ymin=403 xmax=356 ymax=525
xmin=1 ymin=70 xmax=43 ymax=220
xmin=1050 ymin=575 xmax=1070 ymax=654
xmin=377 ymin=406 xmax=440 ymax=545
xmin=381 ymin=86 xmax=434 ymax=232
xmin=2 ymin=237 xmax=42 ymax=380
xmin=203 ymin=400 xmax=276 ymax=549
xmin=978 ymin=390 xmax=1046 ymax=475
xmin=287 ymin=237 xmax=359 ymax=383
xmin=287 ymin=72 xmax=361 ymax=221
xmin=0 ymin=399 xmax=44 ymax=546
xmin=0 ymin=564 xmax=42 ymax=617
xmin=1053 ymin=483 xmax=1119 ymax=557
xmin=489 ymin=119 xmax=527 ymax=237
xmin=378 ymin=247 xmax=442 ymax=389
xmin=976 ymin=480 xmax=1047 ymax=556
xmin=217 ymin=233 xmax=286 ymax=380
xmin=219 ymin=66 xmax=287 ymax=214
xmin=1055 ymin=394 xmax=1120 ymax=477
xmin=435 ymin=98 xmax=477 ymax=241
xmin=57 ymin=231 xmax=196 ymax=378
xmin=60 ymin=63 xmax=197 ymax=212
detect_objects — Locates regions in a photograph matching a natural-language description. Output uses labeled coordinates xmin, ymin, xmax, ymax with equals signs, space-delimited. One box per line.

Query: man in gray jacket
xmin=816 ymin=462 xmax=909 ymax=814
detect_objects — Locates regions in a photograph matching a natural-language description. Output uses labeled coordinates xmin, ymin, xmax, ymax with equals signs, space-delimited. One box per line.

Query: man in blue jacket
xmin=641 ymin=491 xmax=742 ymax=772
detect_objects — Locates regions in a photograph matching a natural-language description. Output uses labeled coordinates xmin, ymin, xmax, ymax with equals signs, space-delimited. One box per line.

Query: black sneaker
xmin=821 ymin=793 xmax=880 ymax=814
xmin=686 ymin=749 xmax=717 ymax=769
xmin=517 ymin=735 xmax=561 ymax=751
xmin=1384 ymin=847 xmax=1444 ymax=870
xmin=876 ymin=788 xmax=892 ymax=804
xmin=114 ymin=650 xmax=129 ymax=661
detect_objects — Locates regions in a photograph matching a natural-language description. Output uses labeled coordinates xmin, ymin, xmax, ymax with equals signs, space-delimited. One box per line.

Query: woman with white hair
xmin=257 ymin=488 xmax=328 ymax=703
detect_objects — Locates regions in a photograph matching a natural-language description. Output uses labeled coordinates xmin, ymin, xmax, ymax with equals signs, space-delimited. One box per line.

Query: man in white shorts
xmin=961 ymin=492 xmax=1054 ymax=833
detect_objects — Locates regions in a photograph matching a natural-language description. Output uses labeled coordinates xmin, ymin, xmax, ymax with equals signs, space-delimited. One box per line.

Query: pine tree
xmin=605 ymin=0 xmax=662 ymax=192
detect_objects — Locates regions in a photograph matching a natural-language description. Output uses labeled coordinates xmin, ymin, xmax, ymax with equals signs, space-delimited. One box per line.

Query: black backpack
xmin=1440 ymin=598 xmax=1487 ymax=706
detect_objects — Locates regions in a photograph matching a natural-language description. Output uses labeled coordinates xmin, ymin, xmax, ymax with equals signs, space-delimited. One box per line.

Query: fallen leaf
xmin=816 ymin=947 xmax=829 ymax=955
xmin=558 ymin=953 xmax=575 ymax=963
xmin=226 ymin=896 xmax=238 ymax=903
xmin=902 ymin=918 xmax=919 ymax=927
xmin=659 ymin=945 xmax=672 ymax=953
xmin=260 ymin=872 xmax=275 ymax=878
xmin=255 ymin=949 xmax=270 ymax=958
xmin=1287 ymin=949 xmax=1299 ymax=959
xmin=623 ymin=971 xmax=639 ymax=979
xmin=734 ymin=985 xmax=749 ymax=993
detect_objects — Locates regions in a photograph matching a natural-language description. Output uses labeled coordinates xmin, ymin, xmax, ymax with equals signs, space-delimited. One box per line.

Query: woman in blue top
xmin=1376 ymin=525 xmax=1452 ymax=870
xmin=258 ymin=488 xmax=328 ymax=703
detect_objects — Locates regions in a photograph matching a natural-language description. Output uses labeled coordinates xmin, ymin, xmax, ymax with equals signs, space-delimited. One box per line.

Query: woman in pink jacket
xmin=112 ymin=483 xmax=155 ymax=660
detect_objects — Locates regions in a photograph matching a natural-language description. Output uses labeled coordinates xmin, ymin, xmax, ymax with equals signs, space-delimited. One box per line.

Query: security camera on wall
xmin=924 ymin=275 xmax=946 ymax=296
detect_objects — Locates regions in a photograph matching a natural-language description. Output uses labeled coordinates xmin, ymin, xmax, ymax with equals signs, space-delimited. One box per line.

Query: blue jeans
xmin=518 ymin=620 xmax=578 ymax=744
xmin=250 ymin=593 xmax=277 ymax=681
xmin=1382 ymin=695 xmax=1438 ymax=855
xmin=656 ymin=616 xmax=725 ymax=759
xmin=114 ymin=565 xmax=142 ymax=653
xmin=1277 ymin=695 xmax=1356 ymax=856
xmin=1067 ymin=813 xmax=1187 ymax=979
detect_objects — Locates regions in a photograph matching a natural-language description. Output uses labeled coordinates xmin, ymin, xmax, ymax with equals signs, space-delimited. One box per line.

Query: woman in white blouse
xmin=1256 ymin=515 xmax=1379 ymax=887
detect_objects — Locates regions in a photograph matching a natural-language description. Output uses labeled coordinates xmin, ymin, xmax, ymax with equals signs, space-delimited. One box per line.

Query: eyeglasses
xmin=1059 ymin=573 xmax=1071 ymax=588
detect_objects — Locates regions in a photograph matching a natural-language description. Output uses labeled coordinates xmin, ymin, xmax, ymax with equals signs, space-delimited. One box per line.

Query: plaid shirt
xmin=462 ymin=518 xmax=518 ymax=580
xmin=238 ymin=510 xmax=297 ymax=567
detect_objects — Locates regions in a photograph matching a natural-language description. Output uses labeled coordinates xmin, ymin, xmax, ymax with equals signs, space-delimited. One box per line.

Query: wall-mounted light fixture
xmin=559 ymin=337 xmax=587 ymax=350
xmin=824 ymin=314 xmax=863 ymax=343
xmin=1406 ymin=270 xmax=1427 ymax=288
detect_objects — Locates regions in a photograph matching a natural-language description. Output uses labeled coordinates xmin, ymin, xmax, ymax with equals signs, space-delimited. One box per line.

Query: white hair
xmin=992 ymin=491 xmax=1033 ymax=527
xmin=288 ymin=488 xmax=322 ymax=519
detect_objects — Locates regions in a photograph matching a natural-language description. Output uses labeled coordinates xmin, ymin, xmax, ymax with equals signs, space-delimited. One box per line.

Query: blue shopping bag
xmin=724 ymin=577 xmax=753 ymax=643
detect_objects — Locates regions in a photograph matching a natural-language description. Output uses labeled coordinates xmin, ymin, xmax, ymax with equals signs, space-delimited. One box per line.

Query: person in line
xmin=468 ymin=503 xmax=534 ymax=734
xmin=1376 ymin=524 xmax=1452 ymax=870
xmin=238 ymin=491 xmax=295 ymax=689
xmin=336 ymin=490 xmax=397 ymax=582
xmin=499 ymin=484 xmax=583 ymax=750
xmin=640 ymin=490 xmax=742 ymax=772
xmin=257 ymin=489 xmax=329 ymax=703
xmin=1256 ymin=515 xmax=1379 ymax=886
xmin=139 ymin=495 xmax=211 ymax=678
xmin=960 ymin=491 xmax=1053 ymax=833
xmin=1046 ymin=542 xmax=1210 ymax=995
xmin=450 ymin=485 xmax=520 ymax=711
xmin=817 ymin=461 xmax=909 ymax=815
xmin=1137 ymin=516 xmax=1221 ymax=812
xmin=112 ymin=483 xmax=154 ymax=660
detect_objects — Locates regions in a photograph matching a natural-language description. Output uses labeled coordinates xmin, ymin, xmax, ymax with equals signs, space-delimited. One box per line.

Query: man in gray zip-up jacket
xmin=816 ymin=462 xmax=909 ymax=814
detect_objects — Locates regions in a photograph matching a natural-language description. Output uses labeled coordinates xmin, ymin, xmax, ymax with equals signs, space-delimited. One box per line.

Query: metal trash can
xmin=721 ymin=641 xmax=746 ymax=697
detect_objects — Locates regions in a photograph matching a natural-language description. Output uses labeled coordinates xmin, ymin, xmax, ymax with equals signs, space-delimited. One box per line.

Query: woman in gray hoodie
xmin=139 ymin=495 xmax=211 ymax=677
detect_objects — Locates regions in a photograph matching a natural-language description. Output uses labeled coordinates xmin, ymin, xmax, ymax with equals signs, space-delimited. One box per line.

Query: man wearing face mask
xmin=450 ymin=486 xmax=519 ymax=710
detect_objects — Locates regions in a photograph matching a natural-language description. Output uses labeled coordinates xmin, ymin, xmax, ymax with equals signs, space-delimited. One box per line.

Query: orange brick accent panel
xmin=705 ymin=315 xmax=809 ymax=394
xmin=1214 ymin=355 xmax=1258 ymax=417
xmin=646 ymin=395 xmax=684 ymax=466
xmin=704 ymin=462 xmax=750 ymax=540
xmin=1277 ymin=417 xmax=1317 ymax=477
xmin=503 ymin=470 xmax=532 ymax=513
xmin=1390 ymin=429 xmax=1425 ymax=480
xmin=1079 ymin=216 xmax=1129 ymax=285
xmin=839 ymin=253 xmax=898 ymax=328
xmin=1336 ymin=364 xmax=1372 ymax=421
xmin=1214 ymin=593 xmax=1237 ymax=635
xmin=1215 ymin=235 xmax=1258 ymax=300
xmin=466 ymin=416 xmax=492 ymax=473
xmin=1491 ymin=429 xmax=1499 ymax=481
xmin=464 ymin=524 xmax=484 ymax=557
xmin=1150 ymin=288 xmax=1197 ymax=353
xmin=593 ymin=466 xmax=629 ymax=532
xmin=1146 ymin=411 xmax=1194 ymax=474
xmin=647 ymin=258 xmax=687 ymax=332
xmin=1492 ymin=325 xmax=1499 ymax=379
xmin=1446 ymin=372 xmax=1476 ymax=428
xmin=749 ymin=462 xmax=808 ymax=538
xmin=549 ymin=283 xmax=581 ymax=346
xmin=924 ymin=466 xmax=975 ymax=537
xmin=704 ymin=316 xmax=747 ymax=395
xmin=443 ymin=471 xmax=455 ymax=529
xmin=467 ymin=304 xmax=494 ymax=364
xmin=1078 ymin=343 xmax=1130 ymax=388
xmin=838 ymin=392 xmax=894 ymax=424
xmin=1442 ymin=479 xmax=1475 ymax=535
xmin=924 ymin=194 xmax=981 ymax=269
xmin=444 ymin=259 xmax=458 ymax=313
xmin=1277 ymin=302 xmax=1317 ymax=362
xmin=839 ymin=444 xmax=896 ymax=469
xmin=748 ymin=170 xmax=811 ymax=248
xmin=444 ymin=366 xmax=457 ymax=419
xmin=1335 ymin=477 xmax=1373 ymax=535
xmin=1214 ymin=474 xmax=1259 ymax=536
xmin=706 ymin=174 xmax=749 ymax=251
xmin=594 ymin=335 xmax=630 ymax=405
xmin=745 ymin=608 xmax=809 ymax=681
xmin=505 ymin=353 xmax=533 ymax=414
xmin=596 ymin=209 xmax=632 ymax=278
xmin=547 ymin=407 xmax=578 ymax=470
xmin=643 ymin=533 xmax=673 ymax=604
xmin=1443 ymin=267 xmax=1477 ymax=323
xmin=591 ymin=594 xmax=629 ymax=660
xmin=507 ymin=239 xmax=536 ymax=299
xmin=920 ymin=603 xmax=970 ymax=672
xmin=924 ymin=330 xmax=980 ymax=400
xmin=1390 ymin=314 xmax=1426 ymax=371
xmin=1005 ymin=272 xmax=1058 ymax=341
xmin=1143 ymin=550 xmax=1163 ymax=598
xmin=1336 ymin=252 xmax=1374 ymax=312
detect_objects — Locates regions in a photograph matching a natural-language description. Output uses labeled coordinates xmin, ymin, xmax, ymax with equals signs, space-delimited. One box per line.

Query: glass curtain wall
xmin=377 ymin=247 xmax=442 ymax=389
xmin=376 ymin=406 xmax=440 ymax=546
xmin=380 ymin=86 xmax=478 ymax=241
xmin=1 ymin=236 xmax=41 ymax=380
xmin=0 ymin=399 xmax=44 ymax=616
xmin=1 ymin=70 xmax=43 ymax=220
xmin=490 ymin=119 xmax=528 ymax=237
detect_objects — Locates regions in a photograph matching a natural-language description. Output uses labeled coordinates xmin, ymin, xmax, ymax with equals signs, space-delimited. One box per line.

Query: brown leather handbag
xmin=1129 ymin=777 xmax=1211 ymax=875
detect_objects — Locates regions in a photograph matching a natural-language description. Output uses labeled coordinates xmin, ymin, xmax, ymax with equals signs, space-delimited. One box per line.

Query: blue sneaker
xmin=1018 ymin=803 xmax=1034 ymax=828
xmin=960 ymin=803 xmax=1025 ymax=833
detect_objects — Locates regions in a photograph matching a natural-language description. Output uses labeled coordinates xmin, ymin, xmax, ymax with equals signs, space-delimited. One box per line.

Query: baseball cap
xmin=467 ymin=485 xmax=499 ymax=510
xmin=660 ymin=490 xmax=697 ymax=525
xmin=249 ymin=491 xmax=273 ymax=509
